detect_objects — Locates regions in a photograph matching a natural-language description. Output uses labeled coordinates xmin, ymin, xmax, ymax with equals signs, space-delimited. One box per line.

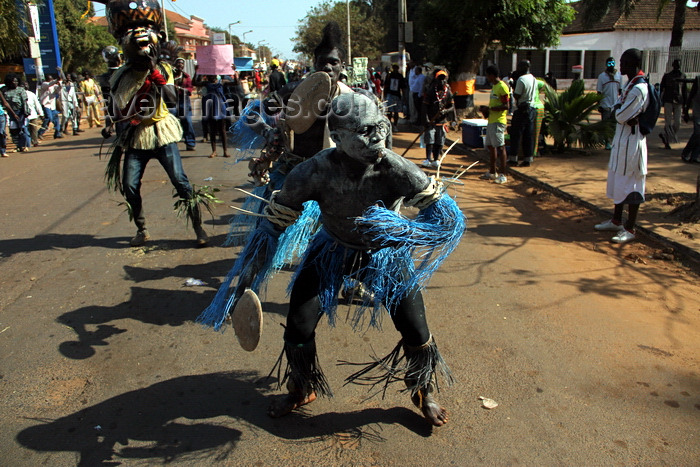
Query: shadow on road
xmin=16 ymin=371 xmax=430 ymax=465
xmin=0 ymin=234 xmax=229 ymax=260
xmin=57 ymin=286 xmax=212 ymax=360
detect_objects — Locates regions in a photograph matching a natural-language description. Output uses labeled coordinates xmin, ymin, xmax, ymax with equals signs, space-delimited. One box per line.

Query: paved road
xmin=1 ymin=129 xmax=699 ymax=466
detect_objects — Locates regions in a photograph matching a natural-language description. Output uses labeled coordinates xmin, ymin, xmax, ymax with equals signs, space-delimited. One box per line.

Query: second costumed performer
xmin=96 ymin=0 xmax=209 ymax=247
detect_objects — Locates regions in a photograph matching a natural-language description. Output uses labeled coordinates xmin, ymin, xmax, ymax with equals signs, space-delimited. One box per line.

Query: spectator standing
xmin=268 ymin=63 xmax=287 ymax=93
xmin=172 ymin=58 xmax=196 ymax=151
xmin=1 ymin=74 xmax=31 ymax=153
xmin=596 ymin=57 xmax=622 ymax=150
xmin=371 ymin=71 xmax=383 ymax=98
xmin=383 ymin=64 xmax=406 ymax=132
xmin=681 ymin=75 xmax=700 ymax=163
xmin=533 ymin=79 xmax=546 ymax=157
xmin=71 ymin=73 xmax=85 ymax=133
xmin=0 ymin=84 xmax=7 ymax=157
xmin=594 ymin=48 xmax=649 ymax=244
xmin=195 ymin=75 xmax=230 ymax=158
xmin=479 ymin=65 xmax=510 ymax=184
xmin=80 ymin=71 xmax=102 ymax=128
xmin=545 ymin=71 xmax=557 ymax=91
xmin=659 ymin=59 xmax=687 ymax=149
xmin=421 ymin=69 xmax=453 ymax=168
xmin=38 ymin=74 xmax=63 ymax=139
xmin=60 ymin=76 xmax=80 ymax=136
xmin=507 ymin=60 xmax=538 ymax=167
xmin=23 ymin=83 xmax=44 ymax=146
xmin=408 ymin=66 xmax=426 ymax=125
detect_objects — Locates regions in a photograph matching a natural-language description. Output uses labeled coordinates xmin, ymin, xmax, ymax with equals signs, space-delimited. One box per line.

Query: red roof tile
xmin=565 ymin=0 xmax=700 ymax=34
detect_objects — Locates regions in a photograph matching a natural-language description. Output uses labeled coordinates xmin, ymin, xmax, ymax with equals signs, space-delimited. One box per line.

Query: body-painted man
xmin=216 ymin=92 xmax=464 ymax=425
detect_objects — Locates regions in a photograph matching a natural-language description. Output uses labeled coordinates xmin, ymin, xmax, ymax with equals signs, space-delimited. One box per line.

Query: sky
xmin=93 ymin=0 xmax=326 ymax=59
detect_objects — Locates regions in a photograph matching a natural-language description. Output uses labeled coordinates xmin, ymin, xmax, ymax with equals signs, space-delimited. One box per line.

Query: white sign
xmin=28 ymin=4 xmax=40 ymax=40
xmin=212 ymin=32 xmax=226 ymax=45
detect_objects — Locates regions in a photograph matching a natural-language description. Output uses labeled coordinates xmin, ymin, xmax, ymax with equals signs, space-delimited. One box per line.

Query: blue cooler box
xmin=461 ymin=119 xmax=488 ymax=148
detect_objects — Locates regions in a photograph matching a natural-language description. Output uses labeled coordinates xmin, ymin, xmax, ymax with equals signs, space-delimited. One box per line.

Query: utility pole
xmin=346 ymin=0 xmax=351 ymax=65
xmin=161 ymin=0 xmax=168 ymax=41
xmin=398 ymin=0 xmax=407 ymax=76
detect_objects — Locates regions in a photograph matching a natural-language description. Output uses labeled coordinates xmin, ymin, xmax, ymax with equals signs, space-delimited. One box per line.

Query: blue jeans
xmin=122 ymin=143 xmax=194 ymax=231
xmin=39 ymin=107 xmax=62 ymax=138
xmin=424 ymin=124 xmax=446 ymax=160
xmin=508 ymin=105 xmax=536 ymax=163
xmin=171 ymin=101 xmax=196 ymax=148
xmin=682 ymin=116 xmax=700 ymax=162
xmin=0 ymin=114 xmax=6 ymax=155
xmin=9 ymin=115 xmax=29 ymax=150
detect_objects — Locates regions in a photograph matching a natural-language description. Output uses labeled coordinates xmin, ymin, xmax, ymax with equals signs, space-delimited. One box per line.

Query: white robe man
xmin=595 ymin=48 xmax=649 ymax=244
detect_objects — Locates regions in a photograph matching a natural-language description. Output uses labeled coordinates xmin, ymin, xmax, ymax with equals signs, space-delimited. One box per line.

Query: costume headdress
xmin=92 ymin=0 xmax=164 ymax=38
xmin=314 ymin=21 xmax=344 ymax=59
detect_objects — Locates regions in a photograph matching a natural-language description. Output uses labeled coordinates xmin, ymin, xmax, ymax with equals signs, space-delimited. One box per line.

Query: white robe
xmin=607 ymin=77 xmax=649 ymax=204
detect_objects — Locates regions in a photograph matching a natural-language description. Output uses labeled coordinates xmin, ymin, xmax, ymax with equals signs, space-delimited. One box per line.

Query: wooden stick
xmin=436 ymin=138 xmax=460 ymax=179
xmin=234 ymin=187 xmax=270 ymax=203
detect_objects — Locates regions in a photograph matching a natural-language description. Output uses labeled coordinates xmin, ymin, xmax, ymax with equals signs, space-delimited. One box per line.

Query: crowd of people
xmin=0 ymin=69 xmax=105 ymax=157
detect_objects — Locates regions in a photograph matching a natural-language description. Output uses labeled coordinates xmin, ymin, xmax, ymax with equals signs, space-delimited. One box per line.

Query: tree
xmin=292 ymin=1 xmax=384 ymax=62
xmin=416 ymin=0 xmax=574 ymax=80
xmin=580 ymin=0 xmax=698 ymax=50
xmin=0 ymin=0 xmax=28 ymax=62
xmin=53 ymin=0 xmax=115 ymax=73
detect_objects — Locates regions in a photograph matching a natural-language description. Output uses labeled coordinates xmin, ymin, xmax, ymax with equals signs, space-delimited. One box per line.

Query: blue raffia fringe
xmin=273 ymin=200 xmax=321 ymax=270
xmin=288 ymin=194 xmax=466 ymax=330
xmin=196 ymin=220 xmax=280 ymax=331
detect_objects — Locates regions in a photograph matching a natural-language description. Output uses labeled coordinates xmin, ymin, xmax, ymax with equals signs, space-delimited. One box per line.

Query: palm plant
xmin=543 ymin=80 xmax=615 ymax=152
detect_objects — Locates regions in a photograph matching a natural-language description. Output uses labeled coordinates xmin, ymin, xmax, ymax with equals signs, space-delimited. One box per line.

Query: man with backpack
xmin=594 ymin=48 xmax=657 ymax=245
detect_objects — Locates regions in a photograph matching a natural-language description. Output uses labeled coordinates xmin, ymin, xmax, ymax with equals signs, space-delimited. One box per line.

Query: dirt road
xmin=1 ymin=128 xmax=698 ymax=466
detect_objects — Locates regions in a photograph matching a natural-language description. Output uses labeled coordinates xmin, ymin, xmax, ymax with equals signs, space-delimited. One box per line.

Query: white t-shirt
xmin=514 ymin=73 xmax=537 ymax=107
xmin=596 ymin=70 xmax=622 ymax=110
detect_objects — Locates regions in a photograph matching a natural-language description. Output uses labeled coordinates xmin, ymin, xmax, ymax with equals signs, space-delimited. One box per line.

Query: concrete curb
xmin=449 ymin=138 xmax=700 ymax=270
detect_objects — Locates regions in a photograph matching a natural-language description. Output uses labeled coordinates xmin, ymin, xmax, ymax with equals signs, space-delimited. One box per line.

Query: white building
xmin=493 ymin=0 xmax=700 ymax=86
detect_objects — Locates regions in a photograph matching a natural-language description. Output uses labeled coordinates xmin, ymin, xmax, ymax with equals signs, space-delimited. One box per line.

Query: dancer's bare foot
xmin=412 ymin=390 xmax=448 ymax=426
xmin=267 ymin=391 xmax=316 ymax=418
xmin=209 ymin=152 xmax=217 ymax=158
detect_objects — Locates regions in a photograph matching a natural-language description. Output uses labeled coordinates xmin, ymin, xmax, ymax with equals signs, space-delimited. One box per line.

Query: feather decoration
xmin=229 ymin=99 xmax=276 ymax=161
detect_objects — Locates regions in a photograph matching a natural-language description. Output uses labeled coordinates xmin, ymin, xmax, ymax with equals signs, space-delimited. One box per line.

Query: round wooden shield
xmin=286 ymin=72 xmax=333 ymax=134
xmin=232 ymin=289 xmax=263 ymax=352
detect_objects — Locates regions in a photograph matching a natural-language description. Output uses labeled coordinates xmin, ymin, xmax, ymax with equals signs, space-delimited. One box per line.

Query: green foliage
xmin=543 ymin=79 xmax=615 ymax=152
xmin=173 ymin=185 xmax=222 ymax=223
xmin=416 ymin=0 xmax=575 ymax=75
xmin=0 ymin=0 xmax=28 ymax=61
xmin=293 ymin=1 xmax=384 ymax=61
xmin=54 ymin=0 xmax=116 ymax=74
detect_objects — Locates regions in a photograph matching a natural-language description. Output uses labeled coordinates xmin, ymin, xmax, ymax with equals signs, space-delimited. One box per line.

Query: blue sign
xmin=17 ymin=0 xmax=62 ymax=76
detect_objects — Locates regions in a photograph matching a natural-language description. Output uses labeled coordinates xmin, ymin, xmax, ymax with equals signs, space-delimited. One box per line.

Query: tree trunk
xmin=456 ymin=40 xmax=489 ymax=82
xmin=669 ymin=0 xmax=686 ymax=48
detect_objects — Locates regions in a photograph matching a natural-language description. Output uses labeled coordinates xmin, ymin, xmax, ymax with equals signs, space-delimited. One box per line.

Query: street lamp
xmin=228 ymin=21 xmax=241 ymax=45
xmin=240 ymin=30 xmax=253 ymax=55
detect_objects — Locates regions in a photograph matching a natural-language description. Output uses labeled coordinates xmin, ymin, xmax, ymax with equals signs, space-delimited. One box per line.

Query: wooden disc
xmin=286 ymin=72 xmax=333 ymax=134
xmin=232 ymin=289 xmax=263 ymax=352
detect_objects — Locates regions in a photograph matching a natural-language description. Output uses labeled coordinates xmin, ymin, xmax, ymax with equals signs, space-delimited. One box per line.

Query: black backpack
xmin=637 ymin=76 xmax=661 ymax=136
